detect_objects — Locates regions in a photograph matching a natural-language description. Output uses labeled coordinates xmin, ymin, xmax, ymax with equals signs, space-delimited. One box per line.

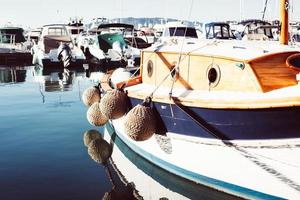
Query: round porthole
xmin=206 ymin=64 xmax=221 ymax=88
xmin=147 ymin=60 xmax=153 ymax=77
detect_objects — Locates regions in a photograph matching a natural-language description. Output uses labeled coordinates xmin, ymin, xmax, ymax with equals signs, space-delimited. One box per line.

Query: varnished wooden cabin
xmin=117 ymin=39 xmax=300 ymax=109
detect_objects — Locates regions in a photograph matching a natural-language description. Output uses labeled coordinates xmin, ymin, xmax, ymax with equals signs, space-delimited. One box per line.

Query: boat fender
xmin=110 ymin=68 xmax=132 ymax=88
xmin=100 ymin=88 xmax=128 ymax=120
xmin=83 ymin=129 xmax=102 ymax=147
xmin=88 ymin=138 xmax=112 ymax=164
xmin=87 ymin=102 xmax=108 ymax=126
xmin=82 ymin=84 xmax=101 ymax=107
xmin=124 ymin=97 xmax=156 ymax=141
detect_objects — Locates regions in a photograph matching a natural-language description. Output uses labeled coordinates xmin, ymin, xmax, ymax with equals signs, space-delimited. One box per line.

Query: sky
xmin=0 ymin=0 xmax=300 ymax=28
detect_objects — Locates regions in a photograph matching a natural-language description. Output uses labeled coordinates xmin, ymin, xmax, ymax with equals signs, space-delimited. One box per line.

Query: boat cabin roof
xmin=239 ymin=19 xmax=271 ymax=26
xmin=41 ymin=25 xmax=69 ymax=36
xmin=97 ymin=23 xmax=134 ymax=30
xmin=145 ymin=39 xmax=299 ymax=62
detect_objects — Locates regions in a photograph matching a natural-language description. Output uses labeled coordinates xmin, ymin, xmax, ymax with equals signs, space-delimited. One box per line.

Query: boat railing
xmin=0 ymin=33 xmax=16 ymax=45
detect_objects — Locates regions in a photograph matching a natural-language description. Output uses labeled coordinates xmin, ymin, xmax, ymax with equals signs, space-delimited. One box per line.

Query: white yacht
xmin=31 ymin=24 xmax=85 ymax=68
xmin=0 ymin=26 xmax=32 ymax=65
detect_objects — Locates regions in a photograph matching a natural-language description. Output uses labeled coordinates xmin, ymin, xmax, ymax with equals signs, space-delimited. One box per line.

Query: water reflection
xmin=0 ymin=66 xmax=27 ymax=83
xmin=83 ymin=129 xmax=140 ymax=200
xmin=0 ymin=66 xmax=112 ymax=200
xmin=83 ymin=128 xmax=240 ymax=200
xmin=33 ymin=65 xmax=105 ymax=92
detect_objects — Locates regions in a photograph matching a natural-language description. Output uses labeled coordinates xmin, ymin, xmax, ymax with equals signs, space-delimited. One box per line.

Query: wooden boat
xmin=93 ymin=0 xmax=300 ymax=199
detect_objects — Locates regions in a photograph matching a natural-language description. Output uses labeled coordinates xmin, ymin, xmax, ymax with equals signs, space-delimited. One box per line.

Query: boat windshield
xmin=48 ymin=28 xmax=68 ymax=36
xmin=205 ymin=24 xmax=233 ymax=39
xmin=0 ymin=28 xmax=25 ymax=43
xmin=71 ymin=29 xmax=83 ymax=35
xmin=169 ymin=27 xmax=198 ymax=38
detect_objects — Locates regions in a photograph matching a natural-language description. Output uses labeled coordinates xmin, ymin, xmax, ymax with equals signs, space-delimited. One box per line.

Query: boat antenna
xmin=262 ymin=0 xmax=269 ymax=20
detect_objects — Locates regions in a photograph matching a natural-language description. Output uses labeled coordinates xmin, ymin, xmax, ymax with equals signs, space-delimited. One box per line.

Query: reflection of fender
xmin=57 ymin=43 xmax=72 ymax=67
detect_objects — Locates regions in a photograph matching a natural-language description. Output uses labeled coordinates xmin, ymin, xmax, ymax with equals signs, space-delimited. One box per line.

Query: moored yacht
xmin=80 ymin=23 xmax=141 ymax=68
xmin=31 ymin=24 xmax=85 ymax=68
xmin=0 ymin=26 xmax=32 ymax=64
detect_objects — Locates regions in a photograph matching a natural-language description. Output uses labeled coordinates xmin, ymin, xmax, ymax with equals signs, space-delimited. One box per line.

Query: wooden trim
xmin=126 ymin=89 xmax=300 ymax=109
xmin=142 ymin=50 xmax=246 ymax=63
xmin=247 ymin=51 xmax=298 ymax=64
xmin=116 ymin=76 xmax=142 ymax=89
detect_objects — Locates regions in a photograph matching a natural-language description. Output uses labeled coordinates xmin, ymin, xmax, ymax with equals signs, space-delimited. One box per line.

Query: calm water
xmin=0 ymin=65 xmax=238 ymax=200
xmin=0 ymin=65 xmax=112 ymax=200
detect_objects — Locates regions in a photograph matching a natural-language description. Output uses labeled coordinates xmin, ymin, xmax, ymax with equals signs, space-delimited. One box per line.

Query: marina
xmin=1 ymin=0 xmax=300 ymax=199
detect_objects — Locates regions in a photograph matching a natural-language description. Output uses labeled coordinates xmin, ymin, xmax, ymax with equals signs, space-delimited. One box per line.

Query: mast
xmin=262 ymin=0 xmax=269 ymax=20
xmin=280 ymin=0 xmax=289 ymax=45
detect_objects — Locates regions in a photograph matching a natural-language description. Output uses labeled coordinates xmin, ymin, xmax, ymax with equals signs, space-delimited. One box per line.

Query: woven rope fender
xmin=88 ymin=138 xmax=112 ymax=164
xmin=83 ymin=129 xmax=102 ymax=147
xmin=87 ymin=102 xmax=108 ymax=126
xmin=82 ymin=85 xmax=101 ymax=107
xmin=100 ymin=89 xmax=128 ymax=120
xmin=124 ymin=98 xmax=156 ymax=141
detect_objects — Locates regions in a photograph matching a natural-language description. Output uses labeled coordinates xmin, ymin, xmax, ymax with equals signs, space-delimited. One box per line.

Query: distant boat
xmin=0 ymin=26 xmax=32 ymax=65
xmin=25 ymin=28 xmax=42 ymax=49
xmin=157 ymin=21 xmax=199 ymax=43
xmin=232 ymin=19 xmax=280 ymax=41
xmin=0 ymin=27 xmax=27 ymax=49
xmin=202 ymin=22 xmax=236 ymax=40
xmin=79 ymin=23 xmax=141 ymax=68
xmin=31 ymin=24 xmax=85 ymax=68
xmin=96 ymin=0 xmax=300 ymax=199
xmin=66 ymin=18 xmax=84 ymax=45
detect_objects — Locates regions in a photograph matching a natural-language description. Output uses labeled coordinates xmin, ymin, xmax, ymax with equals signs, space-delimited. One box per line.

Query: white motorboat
xmin=31 ymin=24 xmax=85 ymax=68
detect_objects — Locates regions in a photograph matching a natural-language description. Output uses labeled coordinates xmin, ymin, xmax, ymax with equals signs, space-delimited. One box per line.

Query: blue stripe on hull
xmin=105 ymin=122 xmax=285 ymax=200
xmin=128 ymin=97 xmax=300 ymax=140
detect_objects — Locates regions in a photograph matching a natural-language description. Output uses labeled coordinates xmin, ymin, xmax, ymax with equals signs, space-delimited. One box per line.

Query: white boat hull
xmin=106 ymin=117 xmax=300 ymax=199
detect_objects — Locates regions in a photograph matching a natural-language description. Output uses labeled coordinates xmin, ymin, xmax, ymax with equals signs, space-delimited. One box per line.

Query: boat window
xmin=264 ymin=28 xmax=273 ymax=38
xmin=222 ymin=26 xmax=230 ymax=38
xmin=214 ymin=26 xmax=222 ymax=38
xmin=205 ymin=26 xmax=214 ymax=39
xmin=71 ymin=29 xmax=83 ymax=34
xmin=169 ymin=27 xmax=198 ymax=38
xmin=48 ymin=28 xmax=68 ymax=36
xmin=0 ymin=28 xmax=25 ymax=43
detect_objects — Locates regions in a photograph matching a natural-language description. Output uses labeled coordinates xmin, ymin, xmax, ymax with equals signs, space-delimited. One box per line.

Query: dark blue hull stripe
xmin=105 ymin=122 xmax=284 ymax=200
xmin=129 ymin=97 xmax=300 ymax=140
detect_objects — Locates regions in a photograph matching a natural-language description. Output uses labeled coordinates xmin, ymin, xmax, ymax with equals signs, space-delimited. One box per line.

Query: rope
xmin=147 ymin=40 xmax=220 ymax=98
